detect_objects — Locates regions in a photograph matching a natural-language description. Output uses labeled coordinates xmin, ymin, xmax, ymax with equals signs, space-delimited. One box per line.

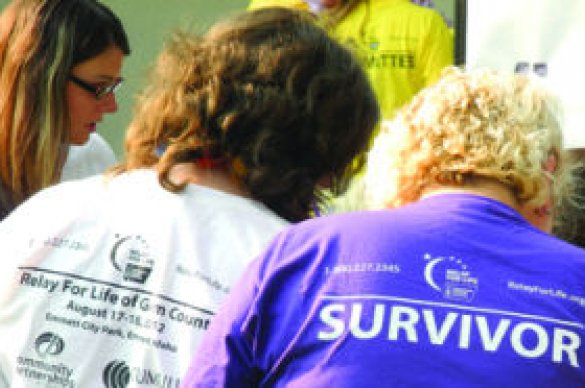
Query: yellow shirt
xmin=328 ymin=0 xmax=453 ymax=122
xmin=328 ymin=0 xmax=454 ymax=212
xmin=247 ymin=0 xmax=309 ymax=11
xmin=248 ymin=0 xmax=453 ymax=123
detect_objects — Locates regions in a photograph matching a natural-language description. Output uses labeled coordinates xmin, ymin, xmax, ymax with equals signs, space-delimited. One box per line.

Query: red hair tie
xmin=195 ymin=149 xmax=224 ymax=169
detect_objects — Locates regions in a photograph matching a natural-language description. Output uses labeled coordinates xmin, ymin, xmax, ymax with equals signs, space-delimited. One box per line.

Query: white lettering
xmin=510 ymin=322 xmax=548 ymax=358
xmin=423 ymin=310 xmax=457 ymax=345
xmin=476 ymin=316 xmax=510 ymax=352
xmin=316 ymin=302 xmax=582 ymax=368
xmin=388 ymin=306 xmax=419 ymax=342
xmin=350 ymin=304 xmax=384 ymax=339
xmin=459 ymin=314 xmax=471 ymax=349
xmin=318 ymin=303 xmax=345 ymax=340
xmin=553 ymin=328 xmax=580 ymax=367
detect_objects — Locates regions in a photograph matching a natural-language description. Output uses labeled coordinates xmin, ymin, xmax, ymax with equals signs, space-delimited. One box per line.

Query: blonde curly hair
xmin=366 ymin=66 xmax=574 ymax=211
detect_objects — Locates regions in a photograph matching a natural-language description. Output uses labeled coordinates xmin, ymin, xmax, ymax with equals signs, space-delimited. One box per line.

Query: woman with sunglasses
xmin=0 ymin=0 xmax=130 ymax=220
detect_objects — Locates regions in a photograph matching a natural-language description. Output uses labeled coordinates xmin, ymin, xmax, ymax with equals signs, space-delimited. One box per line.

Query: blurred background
xmin=0 ymin=0 xmax=458 ymax=157
xmin=3 ymin=1 xmax=583 ymax=153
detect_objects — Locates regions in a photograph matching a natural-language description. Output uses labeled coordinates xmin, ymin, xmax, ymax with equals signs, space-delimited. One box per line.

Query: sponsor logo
xmin=103 ymin=361 xmax=181 ymax=388
xmin=34 ymin=332 xmax=65 ymax=358
xmin=16 ymin=357 xmax=73 ymax=387
xmin=103 ymin=360 xmax=130 ymax=388
xmin=110 ymin=234 xmax=154 ymax=284
xmin=424 ymin=253 xmax=478 ymax=302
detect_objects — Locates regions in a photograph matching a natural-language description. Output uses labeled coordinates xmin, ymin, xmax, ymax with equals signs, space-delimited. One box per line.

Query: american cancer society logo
xmin=423 ymin=253 xmax=478 ymax=302
xmin=110 ymin=234 xmax=154 ymax=284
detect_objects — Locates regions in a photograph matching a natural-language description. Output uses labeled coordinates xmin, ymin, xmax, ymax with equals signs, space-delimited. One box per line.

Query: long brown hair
xmin=0 ymin=0 xmax=129 ymax=219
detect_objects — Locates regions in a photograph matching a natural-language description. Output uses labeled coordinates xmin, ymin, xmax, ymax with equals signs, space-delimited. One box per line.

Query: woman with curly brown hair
xmin=0 ymin=7 xmax=378 ymax=386
xmin=117 ymin=7 xmax=377 ymax=222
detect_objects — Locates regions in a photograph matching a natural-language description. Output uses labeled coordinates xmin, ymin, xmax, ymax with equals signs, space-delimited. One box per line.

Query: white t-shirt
xmin=0 ymin=169 xmax=288 ymax=388
xmin=61 ymin=133 xmax=117 ymax=182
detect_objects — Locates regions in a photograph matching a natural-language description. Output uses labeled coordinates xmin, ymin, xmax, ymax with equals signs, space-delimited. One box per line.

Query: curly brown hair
xmin=116 ymin=7 xmax=379 ymax=221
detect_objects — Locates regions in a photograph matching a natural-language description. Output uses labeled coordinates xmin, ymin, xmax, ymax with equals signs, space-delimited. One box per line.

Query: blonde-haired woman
xmin=366 ymin=66 xmax=572 ymax=233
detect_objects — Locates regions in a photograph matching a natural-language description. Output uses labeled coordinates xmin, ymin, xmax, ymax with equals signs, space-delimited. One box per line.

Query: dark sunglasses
xmin=69 ymin=74 xmax=123 ymax=100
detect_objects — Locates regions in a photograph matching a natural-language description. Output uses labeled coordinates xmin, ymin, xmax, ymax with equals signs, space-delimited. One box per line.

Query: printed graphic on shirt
xmin=111 ymin=234 xmax=155 ymax=284
xmin=507 ymin=280 xmax=585 ymax=308
xmin=14 ymin=266 xmax=212 ymax=386
xmin=344 ymin=37 xmax=416 ymax=70
xmin=316 ymin=295 xmax=583 ymax=368
xmin=103 ymin=360 xmax=181 ymax=388
xmin=35 ymin=332 xmax=65 ymax=358
xmin=15 ymin=332 xmax=74 ymax=387
xmin=176 ymin=264 xmax=231 ymax=294
xmin=18 ymin=267 xmax=211 ymax=359
xmin=40 ymin=236 xmax=90 ymax=253
xmin=324 ymin=261 xmax=401 ymax=276
xmin=103 ymin=360 xmax=130 ymax=388
xmin=423 ymin=253 xmax=478 ymax=302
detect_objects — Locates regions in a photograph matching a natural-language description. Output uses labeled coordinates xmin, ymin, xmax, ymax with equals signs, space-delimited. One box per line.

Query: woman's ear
xmin=520 ymin=153 xmax=558 ymax=233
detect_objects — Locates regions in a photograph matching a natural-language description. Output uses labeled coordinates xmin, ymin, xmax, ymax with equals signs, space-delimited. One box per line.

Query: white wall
xmin=466 ymin=0 xmax=585 ymax=149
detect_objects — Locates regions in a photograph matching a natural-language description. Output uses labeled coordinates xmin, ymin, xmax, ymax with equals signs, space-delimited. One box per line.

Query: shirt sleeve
xmin=182 ymin=237 xmax=283 ymax=386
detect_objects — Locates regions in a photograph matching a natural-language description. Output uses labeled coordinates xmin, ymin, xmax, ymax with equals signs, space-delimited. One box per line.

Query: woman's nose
xmin=99 ymin=92 xmax=118 ymax=113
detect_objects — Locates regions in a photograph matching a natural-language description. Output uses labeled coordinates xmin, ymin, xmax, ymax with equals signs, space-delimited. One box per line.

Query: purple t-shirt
xmin=184 ymin=194 xmax=585 ymax=387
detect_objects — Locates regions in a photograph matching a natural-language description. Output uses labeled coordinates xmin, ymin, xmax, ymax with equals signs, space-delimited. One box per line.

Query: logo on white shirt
xmin=110 ymin=235 xmax=154 ymax=284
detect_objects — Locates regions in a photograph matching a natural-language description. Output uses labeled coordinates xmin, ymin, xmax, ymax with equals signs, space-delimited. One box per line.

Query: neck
xmin=168 ymin=162 xmax=248 ymax=198
xmin=421 ymin=177 xmax=519 ymax=211
xmin=421 ymin=177 xmax=553 ymax=233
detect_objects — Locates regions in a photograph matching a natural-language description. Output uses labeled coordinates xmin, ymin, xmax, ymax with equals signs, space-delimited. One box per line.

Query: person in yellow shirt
xmin=249 ymin=0 xmax=453 ymax=124
xmin=248 ymin=0 xmax=453 ymax=212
